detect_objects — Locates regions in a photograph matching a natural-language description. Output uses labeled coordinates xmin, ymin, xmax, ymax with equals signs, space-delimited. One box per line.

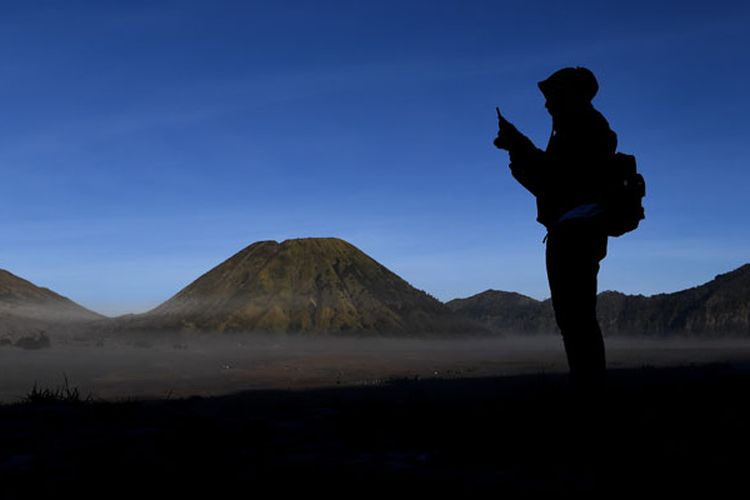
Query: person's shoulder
xmin=588 ymin=107 xmax=612 ymax=130
xmin=586 ymin=107 xmax=617 ymax=152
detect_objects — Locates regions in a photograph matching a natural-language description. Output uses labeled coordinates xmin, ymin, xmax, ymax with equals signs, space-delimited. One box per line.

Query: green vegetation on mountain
xmin=119 ymin=238 xmax=484 ymax=335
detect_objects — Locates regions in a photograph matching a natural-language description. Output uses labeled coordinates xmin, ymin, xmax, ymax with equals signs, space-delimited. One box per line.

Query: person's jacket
xmin=507 ymin=105 xmax=617 ymax=229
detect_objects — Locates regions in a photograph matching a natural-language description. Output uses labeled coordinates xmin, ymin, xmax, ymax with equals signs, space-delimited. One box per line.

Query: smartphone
xmin=495 ymin=107 xmax=505 ymax=126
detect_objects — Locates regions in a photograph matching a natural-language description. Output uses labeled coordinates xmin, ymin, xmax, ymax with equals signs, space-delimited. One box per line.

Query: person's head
xmin=538 ymin=67 xmax=598 ymax=117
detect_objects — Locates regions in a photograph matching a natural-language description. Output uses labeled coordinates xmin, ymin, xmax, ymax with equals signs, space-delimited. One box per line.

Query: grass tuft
xmin=23 ymin=374 xmax=92 ymax=404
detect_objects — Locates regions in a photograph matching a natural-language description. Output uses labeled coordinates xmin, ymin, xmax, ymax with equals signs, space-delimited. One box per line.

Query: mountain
xmin=448 ymin=264 xmax=750 ymax=337
xmin=446 ymin=290 xmax=556 ymax=335
xmin=0 ymin=269 xmax=104 ymax=344
xmin=117 ymin=238 xmax=484 ymax=336
xmin=9 ymin=242 xmax=746 ymax=338
xmin=598 ymin=264 xmax=750 ymax=336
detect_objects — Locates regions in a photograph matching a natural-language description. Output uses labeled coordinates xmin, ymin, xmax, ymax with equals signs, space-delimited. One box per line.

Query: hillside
xmin=448 ymin=264 xmax=750 ymax=337
xmin=0 ymin=269 xmax=103 ymax=344
xmin=445 ymin=290 xmax=556 ymax=335
xmin=117 ymin=238 xmax=484 ymax=336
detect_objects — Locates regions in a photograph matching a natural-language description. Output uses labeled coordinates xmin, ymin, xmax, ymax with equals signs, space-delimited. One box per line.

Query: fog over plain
xmin=3 ymin=334 xmax=750 ymax=403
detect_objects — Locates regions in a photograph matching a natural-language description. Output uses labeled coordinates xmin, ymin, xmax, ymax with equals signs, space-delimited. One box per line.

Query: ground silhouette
xmin=0 ymin=363 xmax=746 ymax=498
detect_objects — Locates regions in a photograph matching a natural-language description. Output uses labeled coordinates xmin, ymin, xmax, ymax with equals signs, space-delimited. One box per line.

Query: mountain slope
xmin=448 ymin=264 xmax=750 ymax=337
xmin=119 ymin=238 xmax=483 ymax=336
xmin=446 ymin=290 xmax=556 ymax=335
xmin=598 ymin=264 xmax=750 ymax=336
xmin=0 ymin=269 xmax=104 ymax=341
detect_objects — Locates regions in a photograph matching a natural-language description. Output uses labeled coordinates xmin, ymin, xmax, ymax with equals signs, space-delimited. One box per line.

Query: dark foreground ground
xmin=1 ymin=363 xmax=748 ymax=498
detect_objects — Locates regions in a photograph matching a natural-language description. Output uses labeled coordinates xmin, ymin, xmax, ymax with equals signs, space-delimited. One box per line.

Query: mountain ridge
xmin=448 ymin=263 xmax=750 ymax=336
xmin=3 ymin=246 xmax=749 ymax=338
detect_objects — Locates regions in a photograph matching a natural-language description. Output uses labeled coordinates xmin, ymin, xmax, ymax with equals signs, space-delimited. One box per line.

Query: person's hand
xmin=493 ymin=132 xmax=511 ymax=150
xmin=492 ymin=113 xmax=518 ymax=151
xmin=493 ymin=110 xmax=520 ymax=151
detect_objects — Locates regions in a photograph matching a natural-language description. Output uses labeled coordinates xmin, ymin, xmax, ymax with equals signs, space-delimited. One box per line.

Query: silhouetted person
xmin=494 ymin=67 xmax=616 ymax=389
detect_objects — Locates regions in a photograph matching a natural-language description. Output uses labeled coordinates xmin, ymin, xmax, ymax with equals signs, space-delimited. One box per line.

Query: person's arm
xmin=494 ymin=112 xmax=547 ymax=196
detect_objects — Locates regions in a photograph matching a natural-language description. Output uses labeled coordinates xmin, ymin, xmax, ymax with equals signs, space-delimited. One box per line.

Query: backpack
xmin=602 ymin=152 xmax=646 ymax=237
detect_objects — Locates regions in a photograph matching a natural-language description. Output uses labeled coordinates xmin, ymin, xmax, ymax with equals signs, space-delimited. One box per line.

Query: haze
xmin=4 ymin=334 xmax=750 ymax=403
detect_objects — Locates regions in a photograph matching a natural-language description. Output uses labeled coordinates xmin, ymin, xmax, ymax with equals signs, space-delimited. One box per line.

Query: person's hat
xmin=538 ymin=67 xmax=599 ymax=102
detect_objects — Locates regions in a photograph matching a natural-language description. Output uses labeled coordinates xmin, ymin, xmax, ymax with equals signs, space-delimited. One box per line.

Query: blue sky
xmin=1 ymin=0 xmax=749 ymax=316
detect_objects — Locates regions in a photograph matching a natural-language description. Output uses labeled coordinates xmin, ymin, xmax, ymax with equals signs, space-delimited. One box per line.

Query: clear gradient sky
xmin=2 ymin=0 xmax=749 ymax=316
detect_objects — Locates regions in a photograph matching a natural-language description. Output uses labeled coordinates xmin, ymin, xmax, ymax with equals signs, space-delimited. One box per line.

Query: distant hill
xmin=7 ymin=245 xmax=748 ymax=339
xmin=445 ymin=290 xmax=556 ymax=335
xmin=117 ymin=238 xmax=485 ymax=336
xmin=448 ymin=264 xmax=750 ymax=337
xmin=0 ymin=269 xmax=103 ymax=345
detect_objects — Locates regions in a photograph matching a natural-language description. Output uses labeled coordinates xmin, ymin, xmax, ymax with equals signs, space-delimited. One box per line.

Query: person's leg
xmin=546 ymin=220 xmax=608 ymax=387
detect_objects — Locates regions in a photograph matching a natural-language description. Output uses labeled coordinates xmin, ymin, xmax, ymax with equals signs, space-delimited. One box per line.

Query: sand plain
xmin=2 ymin=334 xmax=750 ymax=402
